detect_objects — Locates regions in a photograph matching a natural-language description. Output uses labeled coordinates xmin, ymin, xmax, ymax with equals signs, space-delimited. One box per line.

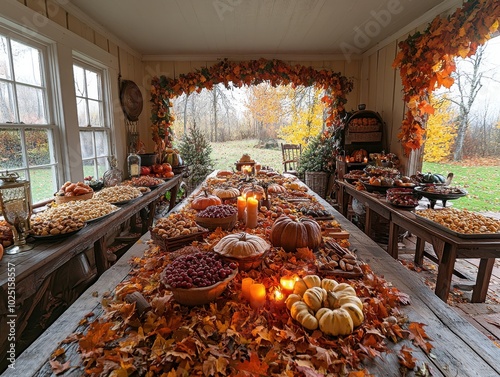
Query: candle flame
xmin=274 ymin=288 xmax=284 ymax=301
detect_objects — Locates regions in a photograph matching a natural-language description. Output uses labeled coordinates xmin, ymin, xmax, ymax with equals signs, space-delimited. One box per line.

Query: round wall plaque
xmin=120 ymin=80 xmax=143 ymax=121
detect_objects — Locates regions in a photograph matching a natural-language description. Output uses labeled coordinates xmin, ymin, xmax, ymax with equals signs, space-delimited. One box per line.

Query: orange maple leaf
xmin=398 ymin=345 xmax=416 ymax=369
xmin=235 ymin=352 xmax=269 ymax=376
xmin=49 ymin=359 xmax=71 ymax=375
xmin=296 ymin=247 xmax=314 ymax=260
xmin=408 ymin=322 xmax=433 ymax=354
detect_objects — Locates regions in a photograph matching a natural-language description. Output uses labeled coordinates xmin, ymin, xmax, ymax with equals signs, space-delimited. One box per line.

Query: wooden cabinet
xmin=342 ymin=109 xmax=385 ymax=156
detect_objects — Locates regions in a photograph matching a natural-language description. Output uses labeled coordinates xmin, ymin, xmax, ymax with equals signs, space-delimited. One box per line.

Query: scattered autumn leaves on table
xmin=48 ymin=175 xmax=434 ymax=376
xmin=50 ymin=247 xmax=432 ymax=376
xmin=393 ymin=0 xmax=500 ymax=155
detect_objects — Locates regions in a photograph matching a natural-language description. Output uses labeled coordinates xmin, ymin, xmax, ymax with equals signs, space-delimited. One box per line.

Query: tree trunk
xmin=183 ymin=94 xmax=188 ymax=134
xmin=213 ymin=88 xmax=218 ymax=142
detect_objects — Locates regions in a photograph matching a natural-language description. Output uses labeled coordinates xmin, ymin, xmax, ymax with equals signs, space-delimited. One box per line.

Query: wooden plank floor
xmin=393 ymin=233 xmax=500 ymax=347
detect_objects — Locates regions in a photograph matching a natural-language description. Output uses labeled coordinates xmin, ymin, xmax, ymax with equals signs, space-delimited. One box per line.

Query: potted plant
xmin=298 ymin=127 xmax=342 ymax=198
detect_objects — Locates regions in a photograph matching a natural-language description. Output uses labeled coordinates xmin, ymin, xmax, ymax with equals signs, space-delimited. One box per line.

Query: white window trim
xmin=0 ymin=0 xmax=122 ymax=183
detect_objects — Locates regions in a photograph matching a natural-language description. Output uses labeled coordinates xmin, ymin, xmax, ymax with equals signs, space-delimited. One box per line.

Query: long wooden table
xmin=5 ymin=176 xmax=500 ymax=376
xmin=337 ymin=180 xmax=500 ymax=303
xmin=0 ymin=175 xmax=182 ymax=369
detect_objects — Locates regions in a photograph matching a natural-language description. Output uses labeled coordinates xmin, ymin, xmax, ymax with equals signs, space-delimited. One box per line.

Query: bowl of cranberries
xmin=161 ymin=251 xmax=238 ymax=306
xmin=195 ymin=204 xmax=238 ymax=231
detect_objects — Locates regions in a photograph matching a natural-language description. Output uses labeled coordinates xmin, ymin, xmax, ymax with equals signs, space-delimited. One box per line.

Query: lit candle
xmin=246 ymin=196 xmax=258 ymax=228
xmin=249 ymin=283 xmax=266 ymax=309
xmin=280 ymin=276 xmax=296 ymax=293
xmin=237 ymin=195 xmax=247 ymax=221
xmin=274 ymin=288 xmax=284 ymax=301
xmin=241 ymin=277 xmax=254 ymax=300
xmin=363 ymin=157 xmax=368 ymax=163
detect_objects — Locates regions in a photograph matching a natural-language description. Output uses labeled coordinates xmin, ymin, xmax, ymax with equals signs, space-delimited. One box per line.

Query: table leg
xmin=364 ymin=206 xmax=372 ymax=238
xmin=414 ymin=238 xmax=425 ymax=266
xmin=168 ymin=182 xmax=180 ymax=212
xmin=471 ymin=258 xmax=495 ymax=303
xmin=435 ymin=243 xmax=457 ymax=302
xmin=388 ymin=221 xmax=400 ymax=259
xmin=338 ymin=185 xmax=347 ymax=217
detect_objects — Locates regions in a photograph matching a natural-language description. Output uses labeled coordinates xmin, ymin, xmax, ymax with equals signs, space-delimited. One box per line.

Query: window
xmin=73 ymin=62 xmax=111 ymax=180
xmin=0 ymin=32 xmax=59 ymax=204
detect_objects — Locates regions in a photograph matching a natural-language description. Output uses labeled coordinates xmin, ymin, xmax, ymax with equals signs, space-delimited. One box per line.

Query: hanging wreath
xmin=393 ymin=0 xmax=500 ymax=155
xmin=150 ymin=58 xmax=353 ymax=153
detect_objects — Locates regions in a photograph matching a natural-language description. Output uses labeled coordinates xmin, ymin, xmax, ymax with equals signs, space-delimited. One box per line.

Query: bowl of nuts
xmin=195 ymin=204 xmax=237 ymax=231
xmin=160 ymin=251 xmax=238 ymax=306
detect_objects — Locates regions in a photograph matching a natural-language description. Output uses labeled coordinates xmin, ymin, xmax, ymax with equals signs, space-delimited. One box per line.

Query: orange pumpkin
xmin=241 ymin=185 xmax=265 ymax=200
xmin=191 ymin=190 xmax=222 ymax=210
xmin=270 ymin=215 xmax=322 ymax=252
xmin=163 ymin=171 xmax=175 ymax=178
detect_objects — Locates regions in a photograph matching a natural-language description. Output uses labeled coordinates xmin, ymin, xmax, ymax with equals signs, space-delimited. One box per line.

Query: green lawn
xmin=422 ymin=162 xmax=500 ymax=212
xmin=211 ymin=139 xmax=284 ymax=172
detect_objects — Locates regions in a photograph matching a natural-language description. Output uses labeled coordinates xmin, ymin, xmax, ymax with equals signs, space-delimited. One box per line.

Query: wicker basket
xmin=305 ymin=171 xmax=329 ymax=198
xmin=195 ymin=213 xmax=237 ymax=231
xmin=150 ymin=227 xmax=209 ymax=252
xmin=54 ymin=191 xmax=93 ymax=204
xmin=161 ymin=268 xmax=237 ymax=306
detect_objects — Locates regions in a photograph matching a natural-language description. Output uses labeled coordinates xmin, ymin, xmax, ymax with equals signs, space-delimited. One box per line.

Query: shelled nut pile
xmin=416 ymin=208 xmax=500 ymax=234
xmin=94 ymin=186 xmax=142 ymax=203
xmin=46 ymin=199 xmax=119 ymax=222
xmin=151 ymin=213 xmax=202 ymax=239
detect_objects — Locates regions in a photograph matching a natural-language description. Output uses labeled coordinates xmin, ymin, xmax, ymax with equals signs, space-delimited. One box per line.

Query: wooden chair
xmin=281 ymin=143 xmax=302 ymax=178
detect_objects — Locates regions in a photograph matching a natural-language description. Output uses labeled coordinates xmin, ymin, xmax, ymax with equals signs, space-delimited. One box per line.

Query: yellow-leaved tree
xmin=423 ymin=95 xmax=458 ymax=162
xmin=278 ymin=86 xmax=326 ymax=146
xmin=245 ymin=83 xmax=287 ymax=140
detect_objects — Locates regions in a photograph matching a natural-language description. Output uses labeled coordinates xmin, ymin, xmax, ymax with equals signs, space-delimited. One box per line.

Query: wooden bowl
xmin=54 ymin=191 xmax=93 ymax=204
xmin=195 ymin=212 xmax=237 ymax=231
xmin=162 ymin=268 xmax=238 ymax=306
xmin=218 ymin=251 xmax=267 ymax=271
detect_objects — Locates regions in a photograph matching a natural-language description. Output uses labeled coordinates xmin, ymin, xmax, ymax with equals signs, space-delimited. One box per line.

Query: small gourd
xmin=303 ymin=287 xmax=326 ymax=312
xmin=321 ymin=278 xmax=338 ymax=292
xmin=316 ymin=307 xmax=354 ymax=336
xmin=290 ymin=301 xmax=318 ymax=330
xmin=303 ymin=275 xmax=322 ymax=289
xmin=293 ymin=279 xmax=308 ymax=296
xmin=285 ymin=294 xmax=302 ymax=310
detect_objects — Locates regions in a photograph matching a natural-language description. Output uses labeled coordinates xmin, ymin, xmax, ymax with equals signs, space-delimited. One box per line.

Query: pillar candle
xmin=237 ymin=195 xmax=247 ymax=221
xmin=246 ymin=196 xmax=258 ymax=228
xmin=241 ymin=277 xmax=254 ymax=300
xmin=249 ymin=283 xmax=266 ymax=309
xmin=280 ymin=276 xmax=296 ymax=293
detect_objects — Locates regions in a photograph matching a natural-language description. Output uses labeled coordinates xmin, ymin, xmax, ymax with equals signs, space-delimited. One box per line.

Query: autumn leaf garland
xmin=393 ymin=0 xmax=500 ymax=155
xmin=151 ymin=58 xmax=353 ymax=147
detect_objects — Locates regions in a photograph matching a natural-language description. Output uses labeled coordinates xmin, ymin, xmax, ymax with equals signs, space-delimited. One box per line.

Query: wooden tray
xmin=151 ymin=227 xmax=210 ymax=252
xmin=413 ymin=211 xmax=500 ymax=239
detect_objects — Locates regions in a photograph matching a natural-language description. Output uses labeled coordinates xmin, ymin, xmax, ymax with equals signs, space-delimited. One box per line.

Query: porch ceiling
xmin=66 ymin=0 xmax=453 ymax=59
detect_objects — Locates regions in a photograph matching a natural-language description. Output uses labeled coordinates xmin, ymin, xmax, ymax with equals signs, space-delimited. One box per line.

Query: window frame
xmin=73 ymin=58 xmax=114 ymax=181
xmin=0 ymin=25 xmax=63 ymax=204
